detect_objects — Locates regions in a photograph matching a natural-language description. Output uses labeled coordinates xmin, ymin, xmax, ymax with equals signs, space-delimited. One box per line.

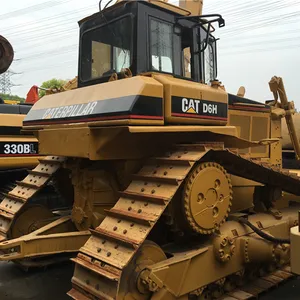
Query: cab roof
xmin=78 ymin=0 xmax=191 ymax=25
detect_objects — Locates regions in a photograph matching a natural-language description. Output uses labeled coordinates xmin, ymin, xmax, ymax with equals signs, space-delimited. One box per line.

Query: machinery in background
xmin=25 ymin=77 xmax=78 ymax=104
xmin=1 ymin=1 xmax=300 ymax=299
xmin=0 ymin=35 xmax=39 ymax=181
xmin=0 ymin=35 xmax=72 ymax=246
xmin=281 ymin=113 xmax=300 ymax=170
xmin=3 ymin=100 xmax=21 ymax=104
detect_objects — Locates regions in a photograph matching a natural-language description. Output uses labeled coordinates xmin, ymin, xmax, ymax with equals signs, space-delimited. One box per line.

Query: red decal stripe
xmin=24 ymin=114 xmax=163 ymax=125
xmin=171 ymin=113 xmax=227 ymax=121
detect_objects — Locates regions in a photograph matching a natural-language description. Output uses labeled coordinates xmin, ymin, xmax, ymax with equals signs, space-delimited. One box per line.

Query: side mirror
xmin=218 ymin=17 xmax=225 ymax=27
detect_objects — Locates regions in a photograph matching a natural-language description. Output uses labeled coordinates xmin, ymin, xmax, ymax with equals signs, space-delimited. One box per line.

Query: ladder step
xmin=132 ymin=174 xmax=180 ymax=185
xmin=28 ymin=170 xmax=51 ymax=177
xmin=0 ymin=205 xmax=16 ymax=215
xmin=16 ymin=181 xmax=41 ymax=190
xmin=38 ymin=158 xmax=62 ymax=164
xmin=0 ymin=211 xmax=13 ymax=220
xmin=71 ymin=255 xmax=120 ymax=281
xmin=0 ymin=228 xmax=7 ymax=236
xmin=104 ymin=208 xmax=153 ymax=226
xmin=67 ymin=288 xmax=91 ymax=300
xmin=70 ymin=281 xmax=114 ymax=300
xmin=90 ymin=228 xmax=139 ymax=249
xmin=149 ymin=157 xmax=193 ymax=165
xmin=119 ymin=191 xmax=167 ymax=205
xmin=3 ymin=193 xmax=27 ymax=203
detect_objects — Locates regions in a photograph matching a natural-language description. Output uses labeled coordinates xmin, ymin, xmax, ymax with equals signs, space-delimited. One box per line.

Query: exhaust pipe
xmin=0 ymin=35 xmax=14 ymax=74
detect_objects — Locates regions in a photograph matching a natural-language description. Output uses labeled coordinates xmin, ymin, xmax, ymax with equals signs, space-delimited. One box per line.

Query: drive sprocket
xmin=183 ymin=162 xmax=233 ymax=234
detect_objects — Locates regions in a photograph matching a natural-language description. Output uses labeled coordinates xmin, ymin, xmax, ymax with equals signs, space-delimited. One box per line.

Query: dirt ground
xmin=0 ymin=261 xmax=299 ymax=299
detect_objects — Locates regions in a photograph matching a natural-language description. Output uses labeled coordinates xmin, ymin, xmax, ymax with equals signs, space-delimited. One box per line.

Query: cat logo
xmin=182 ymin=98 xmax=200 ymax=114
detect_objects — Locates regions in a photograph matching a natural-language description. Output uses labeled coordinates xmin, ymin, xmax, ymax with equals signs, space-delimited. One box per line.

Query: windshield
xmin=80 ymin=17 xmax=132 ymax=81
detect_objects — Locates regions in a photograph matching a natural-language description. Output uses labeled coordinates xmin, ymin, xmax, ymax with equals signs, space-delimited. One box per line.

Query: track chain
xmin=69 ymin=143 xmax=300 ymax=300
xmin=218 ymin=266 xmax=294 ymax=300
xmin=212 ymin=150 xmax=300 ymax=196
xmin=0 ymin=156 xmax=65 ymax=242
xmin=69 ymin=144 xmax=215 ymax=299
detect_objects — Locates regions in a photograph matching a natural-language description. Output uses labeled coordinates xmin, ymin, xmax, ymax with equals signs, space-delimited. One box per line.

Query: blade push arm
xmin=269 ymin=76 xmax=300 ymax=160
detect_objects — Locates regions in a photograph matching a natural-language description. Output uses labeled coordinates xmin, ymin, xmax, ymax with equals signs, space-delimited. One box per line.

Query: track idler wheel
xmin=118 ymin=240 xmax=167 ymax=299
xmin=183 ymin=162 xmax=233 ymax=234
xmin=9 ymin=205 xmax=54 ymax=239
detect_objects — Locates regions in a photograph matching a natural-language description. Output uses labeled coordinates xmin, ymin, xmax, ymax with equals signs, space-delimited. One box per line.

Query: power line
xmin=0 ymin=5 xmax=95 ymax=33
xmin=4 ymin=0 xmax=300 ymax=96
xmin=2 ymin=6 xmax=95 ymax=38
xmin=20 ymin=44 xmax=77 ymax=61
xmin=220 ymin=42 xmax=300 ymax=56
xmin=0 ymin=0 xmax=73 ymax=20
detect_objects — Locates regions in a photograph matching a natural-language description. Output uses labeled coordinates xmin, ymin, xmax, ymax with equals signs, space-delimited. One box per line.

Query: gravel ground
xmin=0 ymin=261 xmax=299 ymax=299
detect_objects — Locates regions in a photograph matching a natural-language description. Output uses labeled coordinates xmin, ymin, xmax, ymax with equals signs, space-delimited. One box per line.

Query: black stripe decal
xmin=24 ymin=95 xmax=163 ymax=125
xmin=0 ymin=104 xmax=32 ymax=115
xmin=229 ymin=105 xmax=270 ymax=112
xmin=0 ymin=126 xmax=22 ymax=136
xmin=228 ymin=94 xmax=270 ymax=112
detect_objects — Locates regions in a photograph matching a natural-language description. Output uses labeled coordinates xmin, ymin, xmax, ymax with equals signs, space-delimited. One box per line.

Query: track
xmin=69 ymin=144 xmax=211 ymax=299
xmin=0 ymin=156 xmax=65 ymax=242
xmin=217 ymin=266 xmax=294 ymax=300
xmin=68 ymin=143 xmax=300 ymax=300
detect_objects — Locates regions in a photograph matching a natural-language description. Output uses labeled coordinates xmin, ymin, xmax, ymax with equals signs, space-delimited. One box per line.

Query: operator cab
xmin=78 ymin=0 xmax=223 ymax=88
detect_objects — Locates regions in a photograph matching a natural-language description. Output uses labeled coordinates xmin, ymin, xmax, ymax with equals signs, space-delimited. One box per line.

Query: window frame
xmin=79 ymin=13 xmax=135 ymax=83
xmin=197 ymin=26 xmax=217 ymax=83
xmin=148 ymin=16 xmax=175 ymax=74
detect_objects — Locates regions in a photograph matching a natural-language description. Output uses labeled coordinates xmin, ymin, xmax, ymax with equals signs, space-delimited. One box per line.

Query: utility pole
xmin=0 ymin=69 xmax=21 ymax=94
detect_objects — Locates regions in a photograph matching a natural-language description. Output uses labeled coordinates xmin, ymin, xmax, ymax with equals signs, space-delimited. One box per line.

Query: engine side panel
xmin=154 ymin=74 xmax=228 ymax=125
xmin=23 ymin=76 xmax=164 ymax=127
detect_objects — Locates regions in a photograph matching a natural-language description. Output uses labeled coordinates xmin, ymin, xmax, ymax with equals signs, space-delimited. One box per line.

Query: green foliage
xmin=0 ymin=93 xmax=25 ymax=103
xmin=39 ymin=78 xmax=67 ymax=97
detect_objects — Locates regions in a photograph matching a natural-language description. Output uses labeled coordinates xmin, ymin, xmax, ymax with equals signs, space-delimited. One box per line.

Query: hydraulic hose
xmin=238 ymin=217 xmax=291 ymax=244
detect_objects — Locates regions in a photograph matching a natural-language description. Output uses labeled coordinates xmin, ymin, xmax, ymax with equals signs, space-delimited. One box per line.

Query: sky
xmin=1 ymin=0 xmax=300 ymax=107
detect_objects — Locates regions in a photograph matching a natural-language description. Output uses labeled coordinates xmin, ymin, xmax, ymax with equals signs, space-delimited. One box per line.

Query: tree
xmin=39 ymin=78 xmax=67 ymax=97
xmin=0 ymin=93 xmax=25 ymax=103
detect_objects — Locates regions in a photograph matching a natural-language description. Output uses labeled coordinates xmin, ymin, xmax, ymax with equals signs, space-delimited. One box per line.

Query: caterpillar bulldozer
xmin=0 ymin=36 xmax=38 ymax=180
xmin=1 ymin=0 xmax=300 ymax=299
xmin=0 ymin=35 xmax=72 ymax=249
xmin=0 ymin=35 xmax=40 ymax=195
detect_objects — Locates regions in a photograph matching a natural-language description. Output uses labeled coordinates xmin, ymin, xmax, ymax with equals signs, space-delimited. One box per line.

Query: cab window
xmin=150 ymin=18 xmax=173 ymax=73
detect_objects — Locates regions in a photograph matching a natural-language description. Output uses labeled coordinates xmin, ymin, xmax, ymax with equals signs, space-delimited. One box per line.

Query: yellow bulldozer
xmin=0 ymin=35 xmax=39 ymax=174
xmin=0 ymin=35 xmax=72 ymax=247
xmin=2 ymin=0 xmax=300 ymax=299
xmin=0 ymin=35 xmax=40 ymax=194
